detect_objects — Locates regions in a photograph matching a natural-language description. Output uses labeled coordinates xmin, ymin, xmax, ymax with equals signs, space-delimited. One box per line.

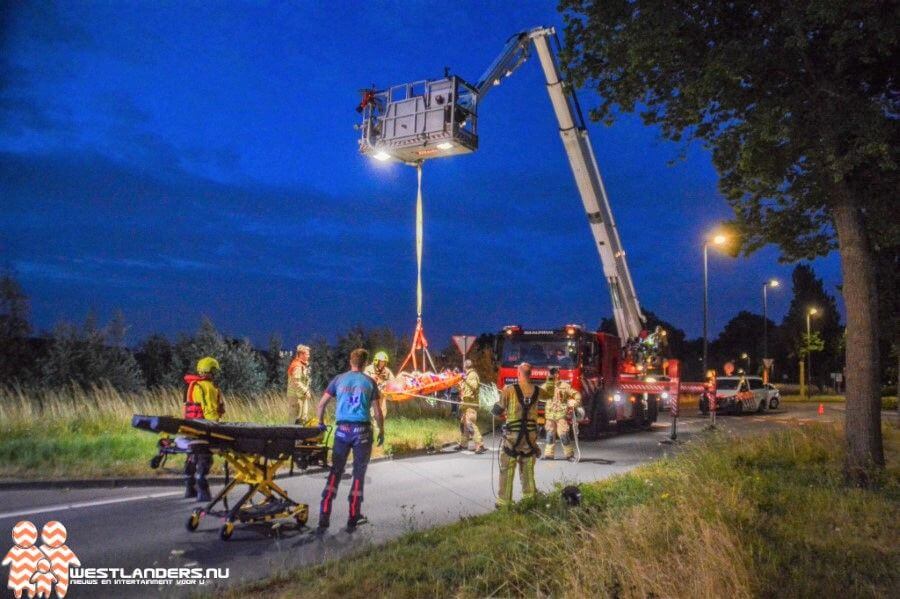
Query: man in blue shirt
xmin=316 ymin=348 xmax=385 ymax=532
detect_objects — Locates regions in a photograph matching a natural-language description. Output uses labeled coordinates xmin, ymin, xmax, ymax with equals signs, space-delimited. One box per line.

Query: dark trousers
xmin=184 ymin=451 xmax=211 ymax=488
xmin=320 ymin=423 xmax=373 ymax=522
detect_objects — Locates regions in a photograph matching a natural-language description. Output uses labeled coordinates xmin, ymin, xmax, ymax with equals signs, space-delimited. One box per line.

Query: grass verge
xmin=781 ymin=394 xmax=898 ymax=410
xmin=0 ymin=385 xmax=461 ymax=479
xmin=234 ymin=423 xmax=899 ymax=599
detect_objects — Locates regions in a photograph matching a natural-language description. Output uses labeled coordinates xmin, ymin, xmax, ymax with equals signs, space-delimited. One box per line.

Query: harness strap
xmin=504 ymin=384 xmax=540 ymax=457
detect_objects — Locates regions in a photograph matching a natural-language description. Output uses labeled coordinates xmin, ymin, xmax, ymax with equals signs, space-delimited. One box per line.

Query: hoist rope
xmin=415 ymin=162 xmax=424 ymax=318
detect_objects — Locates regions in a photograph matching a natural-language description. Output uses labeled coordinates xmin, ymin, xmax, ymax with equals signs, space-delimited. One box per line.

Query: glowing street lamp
xmin=702 ymin=231 xmax=729 ymax=374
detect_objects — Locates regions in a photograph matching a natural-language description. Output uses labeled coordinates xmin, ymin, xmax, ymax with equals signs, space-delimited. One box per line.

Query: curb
xmin=0 ymin=443 xmax=459 ymax=491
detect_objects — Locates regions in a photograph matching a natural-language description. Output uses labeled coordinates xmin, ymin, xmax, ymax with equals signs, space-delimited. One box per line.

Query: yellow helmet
xmin=197 ymin=356 xmax=220 ymax=374
xmin=373 ymin=351 xmax=389 ymax=363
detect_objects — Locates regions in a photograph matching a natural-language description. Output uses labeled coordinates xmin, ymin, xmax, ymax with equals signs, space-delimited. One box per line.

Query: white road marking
xmin=0 ymin=491 xmax=182 ymax=520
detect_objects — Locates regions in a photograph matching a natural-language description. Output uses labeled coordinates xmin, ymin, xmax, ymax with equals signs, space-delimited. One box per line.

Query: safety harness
xmin=503 ymin=384 xmax=541 ymax=457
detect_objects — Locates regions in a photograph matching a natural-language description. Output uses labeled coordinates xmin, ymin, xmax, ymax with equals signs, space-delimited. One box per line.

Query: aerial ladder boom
xmin=358 ymin=26 xmax=646 ymax=342
xmin=470 ymin=27 xmax=645 ymax=341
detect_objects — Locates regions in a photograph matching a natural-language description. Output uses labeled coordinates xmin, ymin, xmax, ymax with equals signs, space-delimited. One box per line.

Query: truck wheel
xmin=646 ymin=396 xmax=659 ymax=423
xmin=587 ymin=395 xmax=609 ymax=439
xmin=733 ymin=401 xmax=744 ymax=416
xmin=757 ymin=399 xmax=767 ymax=413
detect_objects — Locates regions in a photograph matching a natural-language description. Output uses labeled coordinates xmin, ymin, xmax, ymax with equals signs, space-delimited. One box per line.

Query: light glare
xmin=373 ymin=151 xmax=391 ymax=161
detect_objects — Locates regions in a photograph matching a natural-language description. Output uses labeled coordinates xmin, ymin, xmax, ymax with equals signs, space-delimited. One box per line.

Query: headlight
xmin=661 ymin=392 xmax=669 ymax=400
xmin=613 ymin=393 xmax=622 ymax=403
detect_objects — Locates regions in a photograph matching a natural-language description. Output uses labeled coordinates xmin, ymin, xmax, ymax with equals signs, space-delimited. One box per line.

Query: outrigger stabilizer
xmin=132 ymin=415 xmax=330 ymax=541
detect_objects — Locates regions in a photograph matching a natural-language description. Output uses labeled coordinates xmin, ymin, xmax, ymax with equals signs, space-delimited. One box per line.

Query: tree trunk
xmin=832 ymin=200 xmax=884 ymax=485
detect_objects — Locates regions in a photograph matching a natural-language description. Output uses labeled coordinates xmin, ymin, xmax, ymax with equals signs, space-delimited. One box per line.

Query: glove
xmin=377 ymin=430 xmax=385 ymax=447
xmin=317 ymin=421 xmax=327 ymax=433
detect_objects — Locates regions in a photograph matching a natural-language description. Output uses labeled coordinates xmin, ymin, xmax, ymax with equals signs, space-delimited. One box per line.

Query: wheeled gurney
xmin=132 ymin=415 xmax=329 ymax=540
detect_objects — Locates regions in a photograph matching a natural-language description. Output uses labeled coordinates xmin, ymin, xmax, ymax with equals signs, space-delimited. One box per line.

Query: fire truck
xmin=494 ymin=325 xmax=680 ymax=438
xmin=357 ymin=27 xmax=685 ymax=435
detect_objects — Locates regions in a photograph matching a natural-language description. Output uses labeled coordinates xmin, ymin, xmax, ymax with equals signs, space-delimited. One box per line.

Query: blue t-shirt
xmin=326 ymin=371 xmax=380 ymax=423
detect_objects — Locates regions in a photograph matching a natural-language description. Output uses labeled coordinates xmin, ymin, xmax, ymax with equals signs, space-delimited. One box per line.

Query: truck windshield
xmin=501 ymin=339 xmax=578 ymax=367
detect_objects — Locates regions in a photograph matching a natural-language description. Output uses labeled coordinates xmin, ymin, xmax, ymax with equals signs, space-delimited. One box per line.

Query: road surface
xmin=0 ymin=404 xmax=852 ymax=597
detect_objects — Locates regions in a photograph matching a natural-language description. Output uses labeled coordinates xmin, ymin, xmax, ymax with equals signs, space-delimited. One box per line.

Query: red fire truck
xmin=495 ymin=325 xmax=681 ymax=438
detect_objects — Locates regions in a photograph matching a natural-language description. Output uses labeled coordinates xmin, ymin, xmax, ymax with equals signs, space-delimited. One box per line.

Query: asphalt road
xmin=0 ymin=403 xmax=853 ymax=597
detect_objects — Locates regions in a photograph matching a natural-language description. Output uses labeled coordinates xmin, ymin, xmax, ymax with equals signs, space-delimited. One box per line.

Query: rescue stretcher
xmin=132 ymin=415 xmax=329 ymax=541
xmin=382 ymin=370 xmax=462 ymax=402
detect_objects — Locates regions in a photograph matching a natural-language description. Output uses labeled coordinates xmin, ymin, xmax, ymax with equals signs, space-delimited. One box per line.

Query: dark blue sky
xmin=0 ymin=1 xmax=842 ymax=347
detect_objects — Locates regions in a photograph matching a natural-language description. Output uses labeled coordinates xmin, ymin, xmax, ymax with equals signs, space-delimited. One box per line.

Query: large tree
xmin=561 ymin=0 xmax=898 ymax=483
xmin=781 ymin=264 xmax=844 ymax=388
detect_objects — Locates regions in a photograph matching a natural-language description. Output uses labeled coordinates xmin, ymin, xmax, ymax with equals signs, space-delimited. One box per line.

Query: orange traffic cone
xmin=817 ymin=403 xmax=825 ymax=415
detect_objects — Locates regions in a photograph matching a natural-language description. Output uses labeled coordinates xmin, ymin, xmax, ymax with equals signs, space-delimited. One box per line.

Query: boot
xmin=316 ymin=513 xmax=330 ymax=534
xmin=474 ymin=445 xmax=486 ymax=454
xmin=196 ymin=479 xmax=211 ymax=503
xmin=184 ymin=481 xmax=197 ymax=499
xmin=346 ymin=514 xmax=368 ymax=531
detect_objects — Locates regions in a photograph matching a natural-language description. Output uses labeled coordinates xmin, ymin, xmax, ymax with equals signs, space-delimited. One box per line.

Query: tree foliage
xmin=561 ymin=0 xmax=898 ymax=259
xmin=780 ymin=264 xmax=844 ymax=382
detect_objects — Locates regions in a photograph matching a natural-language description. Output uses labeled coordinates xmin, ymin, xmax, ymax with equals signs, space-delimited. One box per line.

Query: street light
xmin=702 ymin=232 xmax=728 ymax=374
xmin=806 ymin=307 xmax=819 ymax=397
xmin=762 ymin=279 xmax=779 ymax=371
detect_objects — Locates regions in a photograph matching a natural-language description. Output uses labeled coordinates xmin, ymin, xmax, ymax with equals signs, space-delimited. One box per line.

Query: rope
xmin=415 ymin=162 xmax=423 ymax=318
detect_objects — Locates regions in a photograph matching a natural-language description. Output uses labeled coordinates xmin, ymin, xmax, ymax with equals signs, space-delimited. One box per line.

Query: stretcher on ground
xmin=382 ymin=370 xmax=462 ymax=402
xmin=132 ymin=415 xmax=329 ymax=541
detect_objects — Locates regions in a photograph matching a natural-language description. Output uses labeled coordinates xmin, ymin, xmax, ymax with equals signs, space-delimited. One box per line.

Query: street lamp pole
xmin=703 ymin=242 xmax=709 ymax=375
xmin=702 ymin=234 xmax=727 ymax=376
xmin=806 ymin=308 xmax=818 ymax=397
xmin=763 ymin=279 xmax=779 ymax=379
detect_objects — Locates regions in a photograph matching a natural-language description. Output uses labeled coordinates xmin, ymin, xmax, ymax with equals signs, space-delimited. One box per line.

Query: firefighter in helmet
xmin=287 ymin=344 xmax=313 ymax=423
xmin=456 ymin=358 xmax=486 ymax=454
xmin=364 ymin=351 xmax=394 ymax=418
xmin=182 ymin=356 xmax=225 ymax=502
xmin=541 ymin=366 xmax=582 ymax=461
xmin=492 ymin=362 xmax=541 ymax=507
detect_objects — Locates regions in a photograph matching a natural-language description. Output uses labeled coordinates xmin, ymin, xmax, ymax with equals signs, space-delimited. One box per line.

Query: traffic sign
xmin=452 ymin=335 xmax=477 ymax=357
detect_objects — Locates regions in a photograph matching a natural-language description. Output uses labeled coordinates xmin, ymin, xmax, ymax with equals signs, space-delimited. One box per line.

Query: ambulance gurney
xmin=381 ymin=369 xmax=463 ymax=402
xmin=132 ymin=415 xmax=329 ymax=540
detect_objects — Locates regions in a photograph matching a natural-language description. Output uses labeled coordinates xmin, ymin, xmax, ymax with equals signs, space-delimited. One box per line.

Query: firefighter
xmin=182 ymin=356 xmax=225 ymax=502
xmin=287 ymin=344 xmax=313 ymax=423
xmin=491 ymin=362 xmax=541 ymax=508
xmin=541 ymin=367 xmax=582 ymax=461
xmin=457 ymin=407 xmax=486 ymax=453
xmin=458 ymin=358 xmax=479 ymax=411
xmin=364 ymin=351 xmax=394 ymax=418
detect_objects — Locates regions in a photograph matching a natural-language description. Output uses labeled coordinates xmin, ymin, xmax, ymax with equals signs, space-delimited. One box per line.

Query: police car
xmin=715 ymin=376 xmax=770 ymax=414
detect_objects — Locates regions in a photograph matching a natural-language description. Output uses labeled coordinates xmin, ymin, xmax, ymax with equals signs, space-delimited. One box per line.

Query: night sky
xmin=0 ymin=1 xmax=843 ymax=348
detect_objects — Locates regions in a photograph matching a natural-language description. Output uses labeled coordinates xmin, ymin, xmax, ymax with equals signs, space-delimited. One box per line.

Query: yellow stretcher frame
xmin=184 ymin=430 xmax=329 ymax=541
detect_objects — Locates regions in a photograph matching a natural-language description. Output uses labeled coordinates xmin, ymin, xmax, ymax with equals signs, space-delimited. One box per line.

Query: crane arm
xmin=474 ymin=27 xmax=645 ymax=340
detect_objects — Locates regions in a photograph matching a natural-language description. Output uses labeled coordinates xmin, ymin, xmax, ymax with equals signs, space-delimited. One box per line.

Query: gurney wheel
xmin=186 ymin=510 xmax=201 ymax=532
xmin=149 ymin=455 xmax=162 ymax=469
xmin=219 ymin=521 xmax=234 ymax=541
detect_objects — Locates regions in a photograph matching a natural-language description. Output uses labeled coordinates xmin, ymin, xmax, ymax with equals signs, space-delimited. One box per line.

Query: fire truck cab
xmin=495 ymin=325 xmax=680 ymax=438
